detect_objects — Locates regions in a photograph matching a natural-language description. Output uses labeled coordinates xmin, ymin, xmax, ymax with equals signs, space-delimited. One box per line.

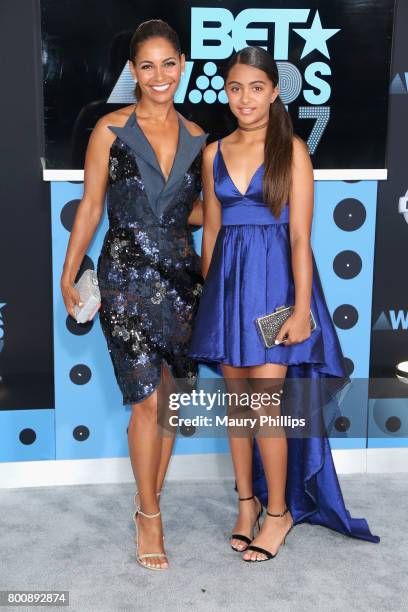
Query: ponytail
xmin=263 ymin=96 xmax=293 ymax=218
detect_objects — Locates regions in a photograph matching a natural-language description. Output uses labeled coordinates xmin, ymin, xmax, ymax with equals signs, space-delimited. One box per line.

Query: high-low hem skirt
xmin=189 ymin=223 xmax=380 ymax=543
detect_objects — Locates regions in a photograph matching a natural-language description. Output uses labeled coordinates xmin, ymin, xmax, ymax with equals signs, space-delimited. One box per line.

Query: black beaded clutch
xmin=255 ymin=305 xmax=316 ymax=348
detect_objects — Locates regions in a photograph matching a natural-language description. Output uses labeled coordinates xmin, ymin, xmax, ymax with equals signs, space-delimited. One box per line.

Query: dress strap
xmin=214 ymin=139 xmax=223 ymax=178
xmin=124 ymin=104 xmax=138 ymax=127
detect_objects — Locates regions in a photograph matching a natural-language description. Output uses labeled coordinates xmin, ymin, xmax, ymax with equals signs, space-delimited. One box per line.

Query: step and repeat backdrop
xmin=1 ymin=0 xmax=407 ymax=465
xmin=369 ymin=0 xmax=408 ymax=448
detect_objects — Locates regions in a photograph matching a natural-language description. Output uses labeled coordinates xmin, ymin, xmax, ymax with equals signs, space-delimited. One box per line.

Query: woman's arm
xmin=187 ymin=198 xmax=203 ymax=226
xmin=60 ymin=115 xmax=113 ymax=318
xmin=200 ymin=142 xmax=222 ymax=279
xmin=276 ymin=136 xmax=314 ymax=345
xmin=185 ymin=117 xmax=207 ymax=228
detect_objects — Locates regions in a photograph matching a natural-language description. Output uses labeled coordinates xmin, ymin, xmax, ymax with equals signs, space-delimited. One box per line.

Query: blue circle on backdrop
xmin=60 ymin=199 xmax=80 ymax=232
xmin=74 ymin=254 xmax=94 ymax=283
xmin=73 ymin=425 xmax=90 ymax=441
xmin=218 ymin=90 xmax=228 ymax=104
xmin=66 ymin=315 xmax=93 ymax=336
xmin=211 ymin=75 xmax=224 ymax=90
xmin=204 ymin=62 xmax=217 ymax=76
xmin=180 ymin=423 xmax=196 ymax=437
xmin=343 ymin=357 xmax=354 ymax=376
xmin=19 ymin=428 xmax=36 ymax=445
xmin=333 ymin=304 xmax=359 ymax=330
xmin=333 ymin=250 xmax=362 ymax=280
xmin=196 ymin=75 xmax=209 ymax=90
xmin=334 ymin=416 xmax=351 ymax=432
xmin=333 ymin=199 xmax=366 ymax=231
xmin=204 ymin=90 xmax=217 ymax=104
xmin=70 ymin=364 xmax=92 ymax=385
xmin=386 ymin=416 xmax=401 ymax=432
xmin=189 ymin=90 xmax=202 ymax=103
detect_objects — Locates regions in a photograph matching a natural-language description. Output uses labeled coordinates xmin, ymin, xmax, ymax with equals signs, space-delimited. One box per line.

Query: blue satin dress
xmin=189 ymin=139 xmax=379 ymax=543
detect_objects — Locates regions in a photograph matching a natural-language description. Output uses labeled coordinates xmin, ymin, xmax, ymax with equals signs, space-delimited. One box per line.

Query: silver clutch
xmin=255 ymin=305 xmax=316 ymax=348
xmin=73 ymin=269 xmax=101 ymax=324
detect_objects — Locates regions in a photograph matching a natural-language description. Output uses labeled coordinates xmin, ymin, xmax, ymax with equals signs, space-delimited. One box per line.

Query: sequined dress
xmin=96 ymin=111 xmax=207 ymax=404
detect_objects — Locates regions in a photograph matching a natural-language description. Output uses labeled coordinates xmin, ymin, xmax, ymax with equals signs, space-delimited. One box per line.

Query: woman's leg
xmin=222 ymin=364 xmax=263 ymax=551
xmin=132 ymin=364 xmax=177 ymax=504
xmin=128 ymin=372 xmax=170 ymax=569
xmin=155 ymin=363 xmax=177 ymax=494
xmin=241 ymin=363 xmax=293 ymax=562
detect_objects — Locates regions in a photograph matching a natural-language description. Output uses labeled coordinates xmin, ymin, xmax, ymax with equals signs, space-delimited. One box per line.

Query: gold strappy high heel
xmin=134 ymin=491 xmax=164 ymax=540
xmin=134 ymin=490 xmax=161 ymax=509
xmin=133 ymin=508 xmax=168 ymax=571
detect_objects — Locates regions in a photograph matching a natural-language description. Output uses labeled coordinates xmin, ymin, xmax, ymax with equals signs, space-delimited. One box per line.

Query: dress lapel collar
xmin=155 ymin=121 xmax=207 ymax=217
xmin=108 ymin=110 xmax=208 ymax=218
xmin=108 ymin=111 xmax=160 ymax=175
xmin=164 ymin=119 xmax=207 ymax=193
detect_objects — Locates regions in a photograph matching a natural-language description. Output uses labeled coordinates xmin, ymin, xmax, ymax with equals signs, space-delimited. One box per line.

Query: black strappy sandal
xmin=243 ymin=507 xmax=294 ymax=562
xmin=231 ymin=495 xmax=263 ymax=552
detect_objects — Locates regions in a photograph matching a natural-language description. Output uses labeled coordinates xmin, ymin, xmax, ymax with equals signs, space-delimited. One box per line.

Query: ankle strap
xmin=266 ymin=507 xmax=288 ymax=518
xmin=134 ymin=491 xmax=161 ymax=506
xmin=238 ymin=495 xmax=254 ymax=501
xmin=135 ymin=490 xmax=161 ymax=497
xmin=137 ymin=509 xmax=161 ymax=519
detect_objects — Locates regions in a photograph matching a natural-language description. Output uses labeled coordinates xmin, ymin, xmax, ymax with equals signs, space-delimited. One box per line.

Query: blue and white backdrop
xmin=1 ymin=0 xmax=407 ymax=485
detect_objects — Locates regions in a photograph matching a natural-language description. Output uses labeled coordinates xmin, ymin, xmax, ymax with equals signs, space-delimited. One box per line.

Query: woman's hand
xmin=275 ymin=310 xmax=311 ymax=346
xmin=60 ymin=113 xmax=113 ymax=320
xmin=61 ymin=275 xmax=82 ymax=320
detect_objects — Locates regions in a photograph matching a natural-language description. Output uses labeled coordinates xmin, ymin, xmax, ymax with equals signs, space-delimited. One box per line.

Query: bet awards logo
xmin=108 ymin=7 xmax=341 ymax=153
xmin=373 ymin=310 xmax=408 ymax=331
xmin=390 ymin=71 xmax=408 ymax=95
xmin=399 ymin=190 xmax=408 ymax=224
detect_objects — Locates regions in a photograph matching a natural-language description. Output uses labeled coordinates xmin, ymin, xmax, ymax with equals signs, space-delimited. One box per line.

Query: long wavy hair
xmin=224 ymin=47 xmax=294 ymax=217
xmin=129 ymin=20 xmax=181 ymax=100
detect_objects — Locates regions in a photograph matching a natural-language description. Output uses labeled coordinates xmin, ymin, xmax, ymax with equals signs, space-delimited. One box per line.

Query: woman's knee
xmin=130 ymin=394 xmax=158 ymax=424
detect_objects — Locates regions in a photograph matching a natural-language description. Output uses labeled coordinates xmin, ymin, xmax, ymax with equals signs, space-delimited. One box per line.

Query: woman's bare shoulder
xmin=292 ymin=134 xmax=313 ymax=175
xmin=88 ymin=106 xmax=134 ymax=149
xmin=221 ymin=130 xmax=239 ymax=144
xmin=203 ymin=140 xmax=218 ymax=159
xmin=95 ymin=105 xmax=134 ymax=131
xmin=292 ymin=134 xmax=310 ymax=156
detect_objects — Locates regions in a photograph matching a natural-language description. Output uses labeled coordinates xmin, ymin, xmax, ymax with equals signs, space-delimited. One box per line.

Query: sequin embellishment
xmin=96 ymin=137 xmax=203 ymax=405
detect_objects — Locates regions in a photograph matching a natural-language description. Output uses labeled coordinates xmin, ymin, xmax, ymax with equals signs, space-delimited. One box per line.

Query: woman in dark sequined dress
xmin=61 ymin=20 xmax=207 ymax=570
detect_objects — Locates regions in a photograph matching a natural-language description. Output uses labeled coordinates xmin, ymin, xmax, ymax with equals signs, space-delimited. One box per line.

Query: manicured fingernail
xmin=274 ymin=339 xmax=280 ymax=344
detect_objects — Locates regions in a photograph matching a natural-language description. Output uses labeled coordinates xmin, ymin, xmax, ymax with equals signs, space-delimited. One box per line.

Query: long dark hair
xmin=224 ymin=47 xmax=294 ymax=217
xmin=129 ymin=20 xmax=181 ymax=100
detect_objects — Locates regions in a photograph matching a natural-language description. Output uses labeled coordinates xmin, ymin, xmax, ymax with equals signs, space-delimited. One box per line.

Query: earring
xmin=133 ymin=78 xmax=137 ymax=83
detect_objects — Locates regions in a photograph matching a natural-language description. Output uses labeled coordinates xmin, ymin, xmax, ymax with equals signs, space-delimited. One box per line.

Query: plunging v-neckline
xmin=218 ymin=147 xmax=264 ymax=197
xmin=133 ymin=110 xmax=181 ymax=184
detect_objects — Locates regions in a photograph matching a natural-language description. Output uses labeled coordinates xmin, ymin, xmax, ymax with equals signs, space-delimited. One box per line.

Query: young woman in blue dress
xmin=189 ymin=46 xmax=379 ymax=561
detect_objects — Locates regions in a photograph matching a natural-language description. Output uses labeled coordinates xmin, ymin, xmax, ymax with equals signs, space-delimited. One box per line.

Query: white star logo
xmin=294 ymin=11 xmax=340 ymax=60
